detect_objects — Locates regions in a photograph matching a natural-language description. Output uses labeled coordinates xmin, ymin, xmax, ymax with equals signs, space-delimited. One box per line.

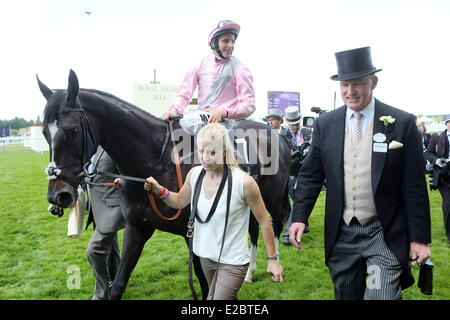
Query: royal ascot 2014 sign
xmin=133 ymin=83 xmax=179 ymax=117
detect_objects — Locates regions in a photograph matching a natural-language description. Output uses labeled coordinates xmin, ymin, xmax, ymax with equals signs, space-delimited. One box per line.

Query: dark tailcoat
xmin=282 ymin=127 xmax=312 ymax=150
xmin=292 ymin=99 xmax=431 ymax=289
xmin=426 ymin=129 xmax=449 ymax=163
xmin=86 ymin=146 xmax=126 ymax=233
xmin=422 ymin=133 xmax=431 ymax=151
xmin=425 ymin=129 xmax=450 ymax=184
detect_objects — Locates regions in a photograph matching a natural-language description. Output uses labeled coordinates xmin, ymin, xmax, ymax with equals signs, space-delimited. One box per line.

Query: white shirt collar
xmin=211 ymin=52 xmax=228 ymax=63
xmin=346 ymin=97 xmax=375 ymax=122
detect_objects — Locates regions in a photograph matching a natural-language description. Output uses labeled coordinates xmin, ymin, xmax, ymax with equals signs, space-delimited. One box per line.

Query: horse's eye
xmin=66 ymin=127 xmax=79 ymax=139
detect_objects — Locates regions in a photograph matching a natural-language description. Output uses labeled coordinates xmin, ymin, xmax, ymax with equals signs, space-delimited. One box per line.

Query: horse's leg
xmin=267 ymin=190 xmax=288 ymax=260
xmin=270 ymin=202 xmax=284 ymax=255
xmin=266 ymin=177 xmax=290 ymax=257
xmin=245 ymin=213 xmax=259 ymax=284
xmin=109 ymin=224 xmax=153 ymax=300
xmin=184 ymin=237 xmax=209 ymax=300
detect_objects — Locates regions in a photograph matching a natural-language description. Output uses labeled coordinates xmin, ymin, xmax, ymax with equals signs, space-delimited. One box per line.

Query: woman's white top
xmin=190 ymin=166 xmax=251 ymax=265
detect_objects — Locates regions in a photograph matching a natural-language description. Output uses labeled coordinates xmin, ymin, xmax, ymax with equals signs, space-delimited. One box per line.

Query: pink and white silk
xmin=169 ymin=53 xmax=255 ymax=120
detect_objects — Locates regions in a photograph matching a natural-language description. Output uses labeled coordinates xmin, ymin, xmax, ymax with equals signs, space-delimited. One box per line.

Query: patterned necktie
xmin=352 ymin=112 xmax=362 ymax=150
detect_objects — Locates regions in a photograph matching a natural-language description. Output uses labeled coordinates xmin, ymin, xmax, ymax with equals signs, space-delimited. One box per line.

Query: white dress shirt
xmin=346 ymin=97 xmax=375 ymax=140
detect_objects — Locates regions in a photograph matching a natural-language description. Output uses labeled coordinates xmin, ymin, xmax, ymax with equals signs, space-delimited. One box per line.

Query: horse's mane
xmin=43 ymin=88 xmax=166 ymax=127
xmin=81 ymin=89 xmax=164 ymax=124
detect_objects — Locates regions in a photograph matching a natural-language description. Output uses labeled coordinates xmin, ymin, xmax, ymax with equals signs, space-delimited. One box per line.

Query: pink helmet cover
xmin=208 ymin=20 xmax=240 ymax=46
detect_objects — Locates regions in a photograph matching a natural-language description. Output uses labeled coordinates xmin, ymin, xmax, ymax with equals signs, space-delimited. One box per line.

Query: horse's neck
xmin=81 ymin=92 xmax=169 ymax=175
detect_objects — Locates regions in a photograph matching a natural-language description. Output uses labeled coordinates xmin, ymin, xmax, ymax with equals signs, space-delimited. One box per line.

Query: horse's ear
xmin=36 ymin=75 xmax=53 ymax=101
xmin=65 ymin=69 xmax=79 ymax=106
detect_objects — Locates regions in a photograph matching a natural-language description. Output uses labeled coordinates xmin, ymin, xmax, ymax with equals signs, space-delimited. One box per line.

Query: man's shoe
xmin=282 ymin=237 xmax=291 ymax=246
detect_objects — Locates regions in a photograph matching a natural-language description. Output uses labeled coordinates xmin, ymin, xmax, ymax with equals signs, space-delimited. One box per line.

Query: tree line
xmin=0 ymin=116 xmax=40 ymax=129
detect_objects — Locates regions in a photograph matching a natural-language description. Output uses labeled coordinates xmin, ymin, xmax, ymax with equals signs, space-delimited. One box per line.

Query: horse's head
xmin=37 ymin=70 xmax=97 ymax=208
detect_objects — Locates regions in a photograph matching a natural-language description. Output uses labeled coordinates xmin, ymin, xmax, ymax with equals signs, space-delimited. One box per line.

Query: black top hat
xmin=330 ymin=46 xmax=382 ymax=81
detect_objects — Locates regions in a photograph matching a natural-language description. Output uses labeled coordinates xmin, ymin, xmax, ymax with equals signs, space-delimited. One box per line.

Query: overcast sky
xmin=1 ymin=0 xmax=449 ymax=122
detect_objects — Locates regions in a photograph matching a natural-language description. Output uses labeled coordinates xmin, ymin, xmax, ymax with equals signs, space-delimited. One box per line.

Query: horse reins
xmin=85 ymin=121 xmax=185 ymax=221
xmin=47 ymin=98 xmax=186 ymax=222
xmin=89 ymin=162 xmax=184 ymax=221
xmin=147 ymin=118 xmax=184 ymax=221
xmin=45 ymin=98 xmax=98 ymax=189
xmin=88 ymin=118 xmax=185 ymax=221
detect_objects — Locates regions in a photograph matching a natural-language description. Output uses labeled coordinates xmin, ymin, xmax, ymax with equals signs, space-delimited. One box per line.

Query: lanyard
xmin=292 ymin=131 xmax=304 ymax=146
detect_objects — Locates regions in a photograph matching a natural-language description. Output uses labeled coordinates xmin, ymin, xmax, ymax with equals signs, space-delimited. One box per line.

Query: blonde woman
xmin=144 ymin=123 xmax=283 ymax=300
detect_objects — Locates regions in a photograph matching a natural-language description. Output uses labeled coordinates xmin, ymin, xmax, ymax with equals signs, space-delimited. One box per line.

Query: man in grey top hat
xmin=289 ymin=46 xmax=431 ymax=299
xmin=281 ymin=106 xmax=311 ymax=245
xmin=283 ymin=106 xmax=311 ymax=150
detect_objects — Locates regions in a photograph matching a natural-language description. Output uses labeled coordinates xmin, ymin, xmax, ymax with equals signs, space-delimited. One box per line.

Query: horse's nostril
xmin=56 ymin=192 xmax=74 ymax=208
xmin=47 ymin=192 xmax=57 ymax=204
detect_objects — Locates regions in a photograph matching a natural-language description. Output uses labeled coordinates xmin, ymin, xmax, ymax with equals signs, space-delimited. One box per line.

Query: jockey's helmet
xmin=208 ymin=20 xmax=240 ymax=54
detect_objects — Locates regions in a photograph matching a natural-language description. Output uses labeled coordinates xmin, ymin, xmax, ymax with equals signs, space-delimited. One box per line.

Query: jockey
xmin=161 ymin=20 xmax=256 ymax=135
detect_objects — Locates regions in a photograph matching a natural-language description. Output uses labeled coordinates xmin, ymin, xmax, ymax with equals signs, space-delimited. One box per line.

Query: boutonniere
xmin=379 ymin=115 xmax=395 ymax=127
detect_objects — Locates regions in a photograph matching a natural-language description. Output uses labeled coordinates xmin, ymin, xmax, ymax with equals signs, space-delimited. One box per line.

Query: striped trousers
xmin=327 ymin=218 xmax=403 ymax=300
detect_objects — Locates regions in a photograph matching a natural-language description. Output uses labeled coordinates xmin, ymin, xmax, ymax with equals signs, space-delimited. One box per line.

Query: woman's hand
xmin=267 ymin=260 xmax=284 ymax=282
xmin=144 ymin=177 xmax=163 ymax=194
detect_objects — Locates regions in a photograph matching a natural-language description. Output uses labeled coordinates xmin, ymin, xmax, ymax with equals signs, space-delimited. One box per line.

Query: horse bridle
xmin=46 ymin=97 xmax=185 ymax=222
xmin=83 ymin=117 xmax=186 ymax=222
xmin=45 ymin=97 xmax=98 ymax=189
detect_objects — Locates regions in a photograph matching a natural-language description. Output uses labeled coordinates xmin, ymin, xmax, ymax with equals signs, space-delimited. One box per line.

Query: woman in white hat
xmin=162 ymin=20 xmax=255 ymax=134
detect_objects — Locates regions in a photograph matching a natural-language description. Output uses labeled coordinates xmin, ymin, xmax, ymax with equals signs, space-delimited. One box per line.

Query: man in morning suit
xmin=86 ymin=146 xmax=126 ymax=300
xmin=289 ymin=46 xmax=431 ymax=300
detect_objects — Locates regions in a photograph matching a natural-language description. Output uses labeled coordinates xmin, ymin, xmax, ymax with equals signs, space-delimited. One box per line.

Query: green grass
xmin=0 ymin=143 xmax=448 ymax=300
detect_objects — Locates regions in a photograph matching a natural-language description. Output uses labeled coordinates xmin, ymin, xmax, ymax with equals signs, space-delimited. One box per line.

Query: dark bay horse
xmin=37 ymin=70 xmax=290 ymax=299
